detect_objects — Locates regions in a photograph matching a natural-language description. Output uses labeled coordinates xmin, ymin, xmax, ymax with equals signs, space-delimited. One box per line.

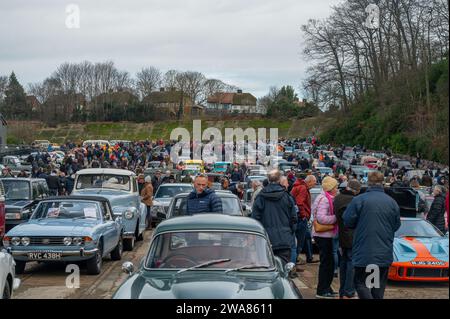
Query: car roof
xmin=173 ymin=191 xmax=237 ymax=198
xmin=0 ymin=177 xmax=46 ymax=182
xmin=155 ymin=214 xmax=266 ymax=235
xmin=75 ymin=168 xmax=136 ymax=176
xmin=42 ymin=195 xmax=111 ymax=203
xmin=158 ymin=183 xmax=193 ymax=187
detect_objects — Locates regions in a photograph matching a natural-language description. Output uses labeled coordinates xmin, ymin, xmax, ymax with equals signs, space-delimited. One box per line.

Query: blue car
xmin=3 ymin=196 xmax=124 ymax=275
xmin=72 ymin=168 xmax=147 ymax=251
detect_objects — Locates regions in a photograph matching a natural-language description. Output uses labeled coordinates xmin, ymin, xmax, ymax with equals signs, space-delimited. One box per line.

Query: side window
xmin=39 ymin=182 xmax=50 ymax=197
xmin=32 ymin=183 xmax=39 ymax=199
xmin=102 ymin=202 xmax=112 ymax=221
xmin=133 ymin=177 xmax=138 ymax=193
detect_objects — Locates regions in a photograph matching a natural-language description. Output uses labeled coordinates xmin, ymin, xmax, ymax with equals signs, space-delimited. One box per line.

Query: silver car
xmin=0 ymin=250 xmax=21 ymax=299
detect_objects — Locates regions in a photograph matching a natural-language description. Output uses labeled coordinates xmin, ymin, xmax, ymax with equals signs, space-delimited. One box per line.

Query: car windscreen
xmin=146 ymin=231 xmax=274 ymax=269
xmin=32 ymin=201 xmax=101 ymax=220
xmin=395 ymin=220 xmax=443 ymax=238
xmin=155 ymin=185 xmax=193 ymax=199
xmin=75 ymin=174 xmax=131 ymax=191
xmin=2 ymin=180 xmax=31 ymax=200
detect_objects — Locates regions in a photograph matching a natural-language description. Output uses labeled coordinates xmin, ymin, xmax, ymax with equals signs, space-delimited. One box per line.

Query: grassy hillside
xmin=7 ymin=117 xmax=334 ymax=144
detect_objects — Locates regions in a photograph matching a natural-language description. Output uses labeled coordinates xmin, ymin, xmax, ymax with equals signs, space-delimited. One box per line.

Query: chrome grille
xmin=28 ymin=237 xmax=68 ymax=246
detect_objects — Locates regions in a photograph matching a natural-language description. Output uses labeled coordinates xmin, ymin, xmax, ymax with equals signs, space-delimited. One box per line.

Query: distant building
xmin=26 ymin=95 xmax=41 ymax=112
xmin=294 ymin=98 xmax=308 ymax=108
xmin=206 ymin=90 xmax=258 ymax=113
xmin=143 ymin=88 xmax=193 ymax=117
xmin=91 ymin=90 xmax=139 ymax=108
xmin=0 ymin=113 xmax=7 ymax=150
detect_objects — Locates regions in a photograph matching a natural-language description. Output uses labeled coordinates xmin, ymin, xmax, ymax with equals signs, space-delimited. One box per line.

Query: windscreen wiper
xmin=176 ymin=258 xmax=231 ymax=275
xmin=224 ymin=264 xmax=273 ymax=274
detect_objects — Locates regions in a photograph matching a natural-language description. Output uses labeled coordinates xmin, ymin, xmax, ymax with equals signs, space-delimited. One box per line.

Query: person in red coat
xmin=291 ymin=175 xmax=317 ymax=263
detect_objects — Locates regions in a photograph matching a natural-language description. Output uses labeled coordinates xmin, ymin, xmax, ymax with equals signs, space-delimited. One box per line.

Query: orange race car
xmin=389 ymin=218 xmax=449 ymax=282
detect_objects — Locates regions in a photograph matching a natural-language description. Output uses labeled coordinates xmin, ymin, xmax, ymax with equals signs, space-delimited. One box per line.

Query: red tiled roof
xmin=207 ymin=93 xmax=234 ymax=104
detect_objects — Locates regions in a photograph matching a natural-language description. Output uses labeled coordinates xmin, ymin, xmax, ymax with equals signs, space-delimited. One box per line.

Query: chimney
xmin=237 ymin=89 xmax=243 ymax=94
xmin=160 ymin=87 xmax=165 ymax=92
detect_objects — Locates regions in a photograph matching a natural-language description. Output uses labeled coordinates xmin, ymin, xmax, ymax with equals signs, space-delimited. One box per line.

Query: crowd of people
xmin=1 ymin=137 xmax=449 ymax=300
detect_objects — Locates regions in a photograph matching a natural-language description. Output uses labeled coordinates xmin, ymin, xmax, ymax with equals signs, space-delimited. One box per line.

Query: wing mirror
xmin=284 ymin=262 xmax=295 ymax=277
xmin=122 ymin=262 xmax=135 ymax=275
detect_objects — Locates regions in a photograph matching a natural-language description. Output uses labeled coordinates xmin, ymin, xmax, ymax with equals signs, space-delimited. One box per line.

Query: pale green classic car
xmin=113 ymin=214 xmax=302 ymax=299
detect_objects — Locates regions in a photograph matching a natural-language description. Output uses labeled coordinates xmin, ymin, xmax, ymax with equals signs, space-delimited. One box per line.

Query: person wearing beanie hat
xmin=312 ymin=175 xmax=339 ymax=299
xmin=334 ymin=179 xmax=361 ymax=299
xmin=141 ymin=175 xmax=154 ymax=229
xmin=322 ymin=176 xmax=338 ymax=192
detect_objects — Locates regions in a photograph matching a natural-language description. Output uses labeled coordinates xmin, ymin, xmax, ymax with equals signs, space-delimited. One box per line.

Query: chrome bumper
xmin=8 ymin=247 xmax=99 ymax=258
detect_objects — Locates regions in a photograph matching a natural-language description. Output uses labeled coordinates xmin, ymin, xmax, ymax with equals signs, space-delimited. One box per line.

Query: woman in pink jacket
xmin=312 ymin=176 xmax=339 ymax=299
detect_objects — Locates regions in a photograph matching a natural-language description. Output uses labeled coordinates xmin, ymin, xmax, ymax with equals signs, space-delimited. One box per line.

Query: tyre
xmin=15 ymin=261 xmax=26 ymax=275
xmin=110 ymin=236 xmax=123 ymax=261
xmin=123 ymin=236 xmax=135 ymax=251
xmin=86 ymin=244 xmax=103 ymax=275
xmin=2 ymin=279 xmax=11 ymax=299
xmin=136 ymin=221 xmax=144 ymax=241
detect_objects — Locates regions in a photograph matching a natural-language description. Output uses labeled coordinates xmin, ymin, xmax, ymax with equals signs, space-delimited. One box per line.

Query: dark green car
xmin=112 ymin=214 xmax=302 ymax=299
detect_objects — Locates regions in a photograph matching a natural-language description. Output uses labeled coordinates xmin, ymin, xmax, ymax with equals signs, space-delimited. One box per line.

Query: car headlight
xmin=73 ymin=237 xmax=83 ymax=245
xmin=124 ymin=210 xmax=134 ymax=220
xmin=63 ymin=237 xmax=72 ymax=246
xmin=21 ymin=237 xmax=30 ymax=246
xmin=5 ymin=213 xmax=22 ymax=220
xmin=11 ymin=237 xmax=21 ymax=246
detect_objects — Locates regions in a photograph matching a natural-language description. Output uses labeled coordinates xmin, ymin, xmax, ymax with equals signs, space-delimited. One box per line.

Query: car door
xmin=100 ymin=202 xmax=120 ymax=253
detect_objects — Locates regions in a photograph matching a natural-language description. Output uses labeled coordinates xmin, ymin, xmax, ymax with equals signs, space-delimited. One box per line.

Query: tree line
xmin=0 ymin=62 xmax=239 ymax=124
xmin=301 ymin=0 xmax=449 ymax=163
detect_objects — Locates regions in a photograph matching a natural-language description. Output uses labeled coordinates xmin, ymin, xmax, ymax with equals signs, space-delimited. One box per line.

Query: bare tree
xmin=136 ymin=67 xmax=162 ymax=99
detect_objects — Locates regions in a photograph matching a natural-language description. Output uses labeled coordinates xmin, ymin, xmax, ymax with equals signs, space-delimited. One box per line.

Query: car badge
xmin=42 ymin=238 xmax=50 ymax=244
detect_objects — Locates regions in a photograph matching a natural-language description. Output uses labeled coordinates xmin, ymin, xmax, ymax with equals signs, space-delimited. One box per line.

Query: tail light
xmin=0 ymin=200 xmax=5 ymax=239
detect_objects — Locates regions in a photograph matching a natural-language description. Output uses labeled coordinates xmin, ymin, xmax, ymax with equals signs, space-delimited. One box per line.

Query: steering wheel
xmin=161 ymin=254 xmax=198 ymax=268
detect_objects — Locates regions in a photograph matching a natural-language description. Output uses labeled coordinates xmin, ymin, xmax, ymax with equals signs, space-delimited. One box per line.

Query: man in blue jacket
xmin=186 ymin=174 xmax=223 ymax=215
xmin=343 ymin=171 xmax=401 ymax=299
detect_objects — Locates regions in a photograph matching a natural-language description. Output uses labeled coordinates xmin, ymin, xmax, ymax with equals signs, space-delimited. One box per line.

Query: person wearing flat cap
xmin=334 ymin=180 xmax=361 ymax=299
xmin=311 ymin=176 xmax=339 ymax=299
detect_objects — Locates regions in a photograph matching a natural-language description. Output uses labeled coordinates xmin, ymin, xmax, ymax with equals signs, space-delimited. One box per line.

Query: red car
xmin=0 ymin=181 xmax=5 ymax=241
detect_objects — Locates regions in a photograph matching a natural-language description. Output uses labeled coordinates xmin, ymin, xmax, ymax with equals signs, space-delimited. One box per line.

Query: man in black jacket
xmin=252 ymin=170 xmax=298 ymax=265
xmin=334 ymin=180 xmax=361 ymax=299
xmin=46 ymin=170 xmax=62 ymax=196
xmin=427 ymin=186 xmax=446 ymax=233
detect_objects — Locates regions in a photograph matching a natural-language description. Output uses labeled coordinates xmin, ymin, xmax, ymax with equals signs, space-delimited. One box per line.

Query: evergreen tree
xmin=3 ymin=72 xmax=29 ymax=119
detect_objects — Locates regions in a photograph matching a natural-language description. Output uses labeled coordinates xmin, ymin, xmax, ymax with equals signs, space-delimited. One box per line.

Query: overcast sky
xmin=0 ymin=0 xmax=342 ymax=98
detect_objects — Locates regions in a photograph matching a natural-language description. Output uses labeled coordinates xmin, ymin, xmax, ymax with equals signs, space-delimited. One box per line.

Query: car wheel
xmin=110 ymin=236 xmax=123 ymax=261
xmin=86 ymin=244 xmax=103 ymax=275
xmin=2 ymin=280 xmax=11 ymax=299
xmin=136 ymin=221 xmax=144 ymax=241
xmin=15 ymin=261 xmax=26 ymax=275
xmin=123 ymin=236 xmax=135 ymax=251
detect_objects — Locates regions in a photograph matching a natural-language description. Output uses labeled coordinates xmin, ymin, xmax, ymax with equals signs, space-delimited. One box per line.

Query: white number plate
xmin=28 ymin=252 xmax=62 ymax=260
